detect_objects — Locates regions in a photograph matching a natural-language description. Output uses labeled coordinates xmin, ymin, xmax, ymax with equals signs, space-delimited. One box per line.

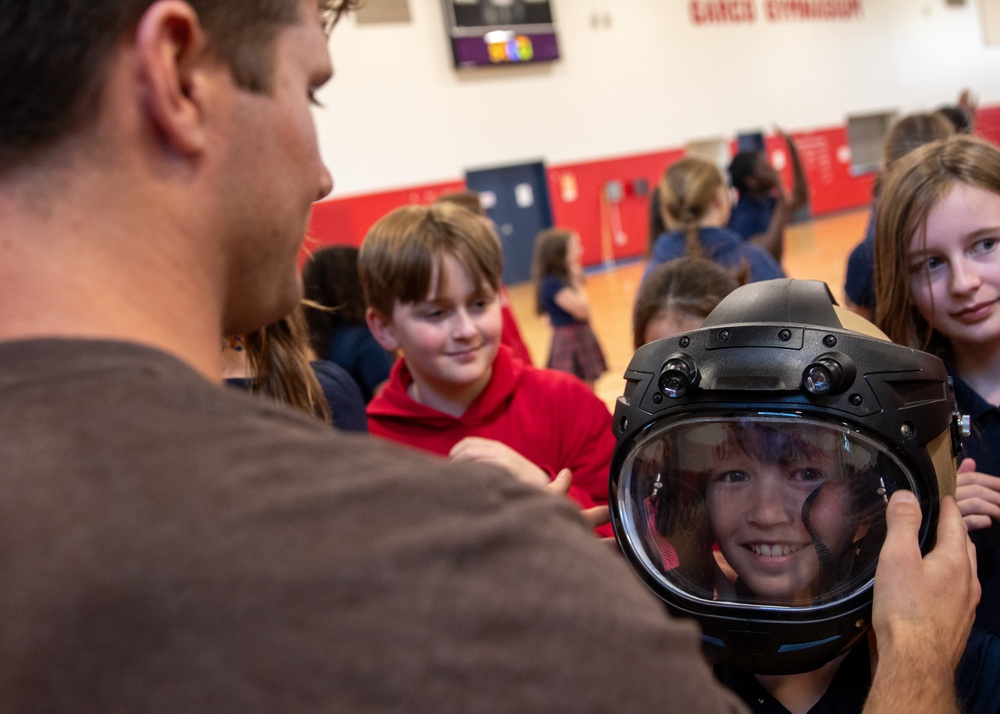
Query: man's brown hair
xmin=0 ymin=0 xmax=358 ymax=170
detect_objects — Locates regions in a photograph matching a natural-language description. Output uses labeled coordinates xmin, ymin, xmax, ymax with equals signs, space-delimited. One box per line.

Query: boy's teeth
xmin=750 ymin=544 xmax=799 ymax=556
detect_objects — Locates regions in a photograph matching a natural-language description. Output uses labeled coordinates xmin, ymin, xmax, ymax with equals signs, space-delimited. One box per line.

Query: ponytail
xmin=659 ymin=157 xmax=725 ymax=261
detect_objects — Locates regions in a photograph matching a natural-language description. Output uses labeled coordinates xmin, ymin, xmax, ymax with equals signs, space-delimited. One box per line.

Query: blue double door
xmin=465 ymin=161 xmax=553 ymax=286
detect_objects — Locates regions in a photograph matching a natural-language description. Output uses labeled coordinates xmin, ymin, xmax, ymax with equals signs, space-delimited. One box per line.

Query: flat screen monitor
xmin=442 ymin=0 xmax=560 ymax=68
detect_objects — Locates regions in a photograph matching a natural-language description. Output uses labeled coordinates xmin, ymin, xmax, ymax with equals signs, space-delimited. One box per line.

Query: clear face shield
xmin=616 ymin=415 xmax=910 ymax=611
xmin=610 ymin=279 xmax=964 ymax=674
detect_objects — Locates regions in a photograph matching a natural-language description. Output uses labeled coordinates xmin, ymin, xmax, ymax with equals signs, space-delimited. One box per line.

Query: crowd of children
xmin=277 ymin=106 xmax=1000 ymax=714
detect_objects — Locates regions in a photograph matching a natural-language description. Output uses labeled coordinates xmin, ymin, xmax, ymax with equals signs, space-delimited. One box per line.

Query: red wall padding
xmin=767 ymin=127 xmax=875 ymax=216
xmin=547 ymin=149 xmax=684 ymax=267
xmin=305 ymin=107 xmax=1000 ymax=268
xmin=976 ymin=106 xmax=1000 ymax=147
xmin=305 ymin=180 xmax=465 ymax=254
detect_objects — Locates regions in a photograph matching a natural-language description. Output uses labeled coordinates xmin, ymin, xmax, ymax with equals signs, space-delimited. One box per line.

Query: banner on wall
xmin=690 ymin=0 xmax=863 ymax=25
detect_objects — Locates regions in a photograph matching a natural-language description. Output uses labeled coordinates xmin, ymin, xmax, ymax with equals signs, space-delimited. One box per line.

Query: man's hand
xmin=864 ymin=491 xmax=978 ymax=714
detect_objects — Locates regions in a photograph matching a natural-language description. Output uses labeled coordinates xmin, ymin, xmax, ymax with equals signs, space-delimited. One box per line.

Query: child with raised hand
xmin=727 ymin=128 xmax=809 ymax=263
xmin=645 ymin=157 xmax=784 ymax=287
xmin=359 ymin=203 xmax=614 ymax=535
xmin=875 ymin=133 xmax=1000 ymax=638
xmin=532 ymin=227 xmax=608 ymax=389
xmin=632 ymin=257 xmax=740 ymax=349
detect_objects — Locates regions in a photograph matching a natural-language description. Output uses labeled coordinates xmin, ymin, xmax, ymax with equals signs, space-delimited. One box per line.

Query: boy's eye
xmin=790 ymin=468 xmax=825 ymax=483
xmin=419 ymin=306 xmax=447 ymax=320
xmin=713 ymin=470 xmax=750 ymax=484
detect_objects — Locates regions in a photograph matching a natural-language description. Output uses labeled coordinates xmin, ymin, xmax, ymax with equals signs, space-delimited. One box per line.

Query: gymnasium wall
xmin=306 ymin=0 xmax=1000 ymax=270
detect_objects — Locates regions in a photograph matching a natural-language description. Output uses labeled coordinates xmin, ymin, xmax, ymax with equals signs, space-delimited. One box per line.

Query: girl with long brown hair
xmin=875 ymin=133 xmax=1000 ymax=638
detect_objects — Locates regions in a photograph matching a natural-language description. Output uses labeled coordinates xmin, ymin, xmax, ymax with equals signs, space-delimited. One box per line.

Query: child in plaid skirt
xmin=532 ymin=228 xmax=608 ymax=389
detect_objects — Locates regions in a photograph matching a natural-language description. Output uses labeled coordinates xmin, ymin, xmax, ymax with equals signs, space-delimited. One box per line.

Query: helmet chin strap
xmin=801 ymin=484 xmax=842 ymax=599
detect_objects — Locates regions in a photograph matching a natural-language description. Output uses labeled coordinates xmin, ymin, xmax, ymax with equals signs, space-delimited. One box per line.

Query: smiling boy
xmin=360 ymin=203 xmax=614 ymax=529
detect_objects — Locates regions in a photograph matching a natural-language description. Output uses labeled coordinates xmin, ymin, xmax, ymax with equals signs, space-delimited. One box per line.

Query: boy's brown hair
xmin=434 ymin=190 xmax=487 ymax=217
xmin=358 ymin=203 xmax=503 ymax=318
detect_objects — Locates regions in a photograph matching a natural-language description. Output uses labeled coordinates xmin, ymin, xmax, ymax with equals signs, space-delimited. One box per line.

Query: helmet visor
xmin=616 ymin=414 xmax=913 ymax=609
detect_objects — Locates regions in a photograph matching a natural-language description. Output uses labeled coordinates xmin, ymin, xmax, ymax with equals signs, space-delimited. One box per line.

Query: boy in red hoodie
xmin=360 ymin=203 xmax=613 ymax=534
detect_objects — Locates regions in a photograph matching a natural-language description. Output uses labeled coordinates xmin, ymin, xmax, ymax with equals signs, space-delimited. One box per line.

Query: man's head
xmin=0 ymin=0 xmax=360 ymax=358
xmin=0 ymin=0 xmax=352 ymax=172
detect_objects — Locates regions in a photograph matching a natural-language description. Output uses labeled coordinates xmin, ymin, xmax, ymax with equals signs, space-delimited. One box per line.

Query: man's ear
xmin=366 ymin=307 xmax=400 ymax=352
xmin=135 ymin=0 xmax=214 ymax=155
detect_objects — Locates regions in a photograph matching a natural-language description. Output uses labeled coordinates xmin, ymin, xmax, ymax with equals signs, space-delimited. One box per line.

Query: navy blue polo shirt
xmin=715 ymin=627 xmax=1000 ymax=713
xmin=728 ymin=194 xmax=777 ymax=241
xmin=953 ymin=371 xmax=1000 ymax=638
xmin=843 ymin=205 xmax=877 ymax=310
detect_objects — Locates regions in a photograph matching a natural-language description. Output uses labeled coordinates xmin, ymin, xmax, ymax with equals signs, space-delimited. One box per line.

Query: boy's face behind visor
xmin=380 ymin=254 xmax=502 ymax=400
xmin=619 ymin=415 xmax=895 ymax=609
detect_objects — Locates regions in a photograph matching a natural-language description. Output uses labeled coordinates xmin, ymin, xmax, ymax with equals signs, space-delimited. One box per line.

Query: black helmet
xmin=610 ymin=279 xmax=964 ymax=674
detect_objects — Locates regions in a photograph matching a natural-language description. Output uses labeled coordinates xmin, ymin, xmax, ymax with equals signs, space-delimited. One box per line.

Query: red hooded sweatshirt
xmin=367 ymin=346 xmax=614 ymax=536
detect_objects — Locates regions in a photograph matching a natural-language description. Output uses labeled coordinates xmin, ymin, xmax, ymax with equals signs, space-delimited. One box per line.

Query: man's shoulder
xmin=0 ymin=337 xmax=344 ymax=453
xmin=0 ymin=338 xmax=544 ymax=534
xmin=0 ymin=339 xmax=754 ymax=714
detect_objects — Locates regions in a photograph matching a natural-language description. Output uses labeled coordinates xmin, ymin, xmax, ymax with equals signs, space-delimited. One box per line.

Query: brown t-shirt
xmin=0 ymin=339 xmax=747 ymax=714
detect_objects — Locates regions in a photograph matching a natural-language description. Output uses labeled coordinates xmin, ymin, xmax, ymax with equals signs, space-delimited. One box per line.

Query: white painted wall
xmin=314 ymin=0 xmax=1000 ymax=197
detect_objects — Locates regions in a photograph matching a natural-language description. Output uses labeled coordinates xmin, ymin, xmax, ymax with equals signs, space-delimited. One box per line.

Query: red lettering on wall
xmin=689 ymin=0 xmax=756 ymax=26
xmin=766 ymin=0 xmax=863 ymax=21
xmin=692 ymin=0 xmax=862 ymax=24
